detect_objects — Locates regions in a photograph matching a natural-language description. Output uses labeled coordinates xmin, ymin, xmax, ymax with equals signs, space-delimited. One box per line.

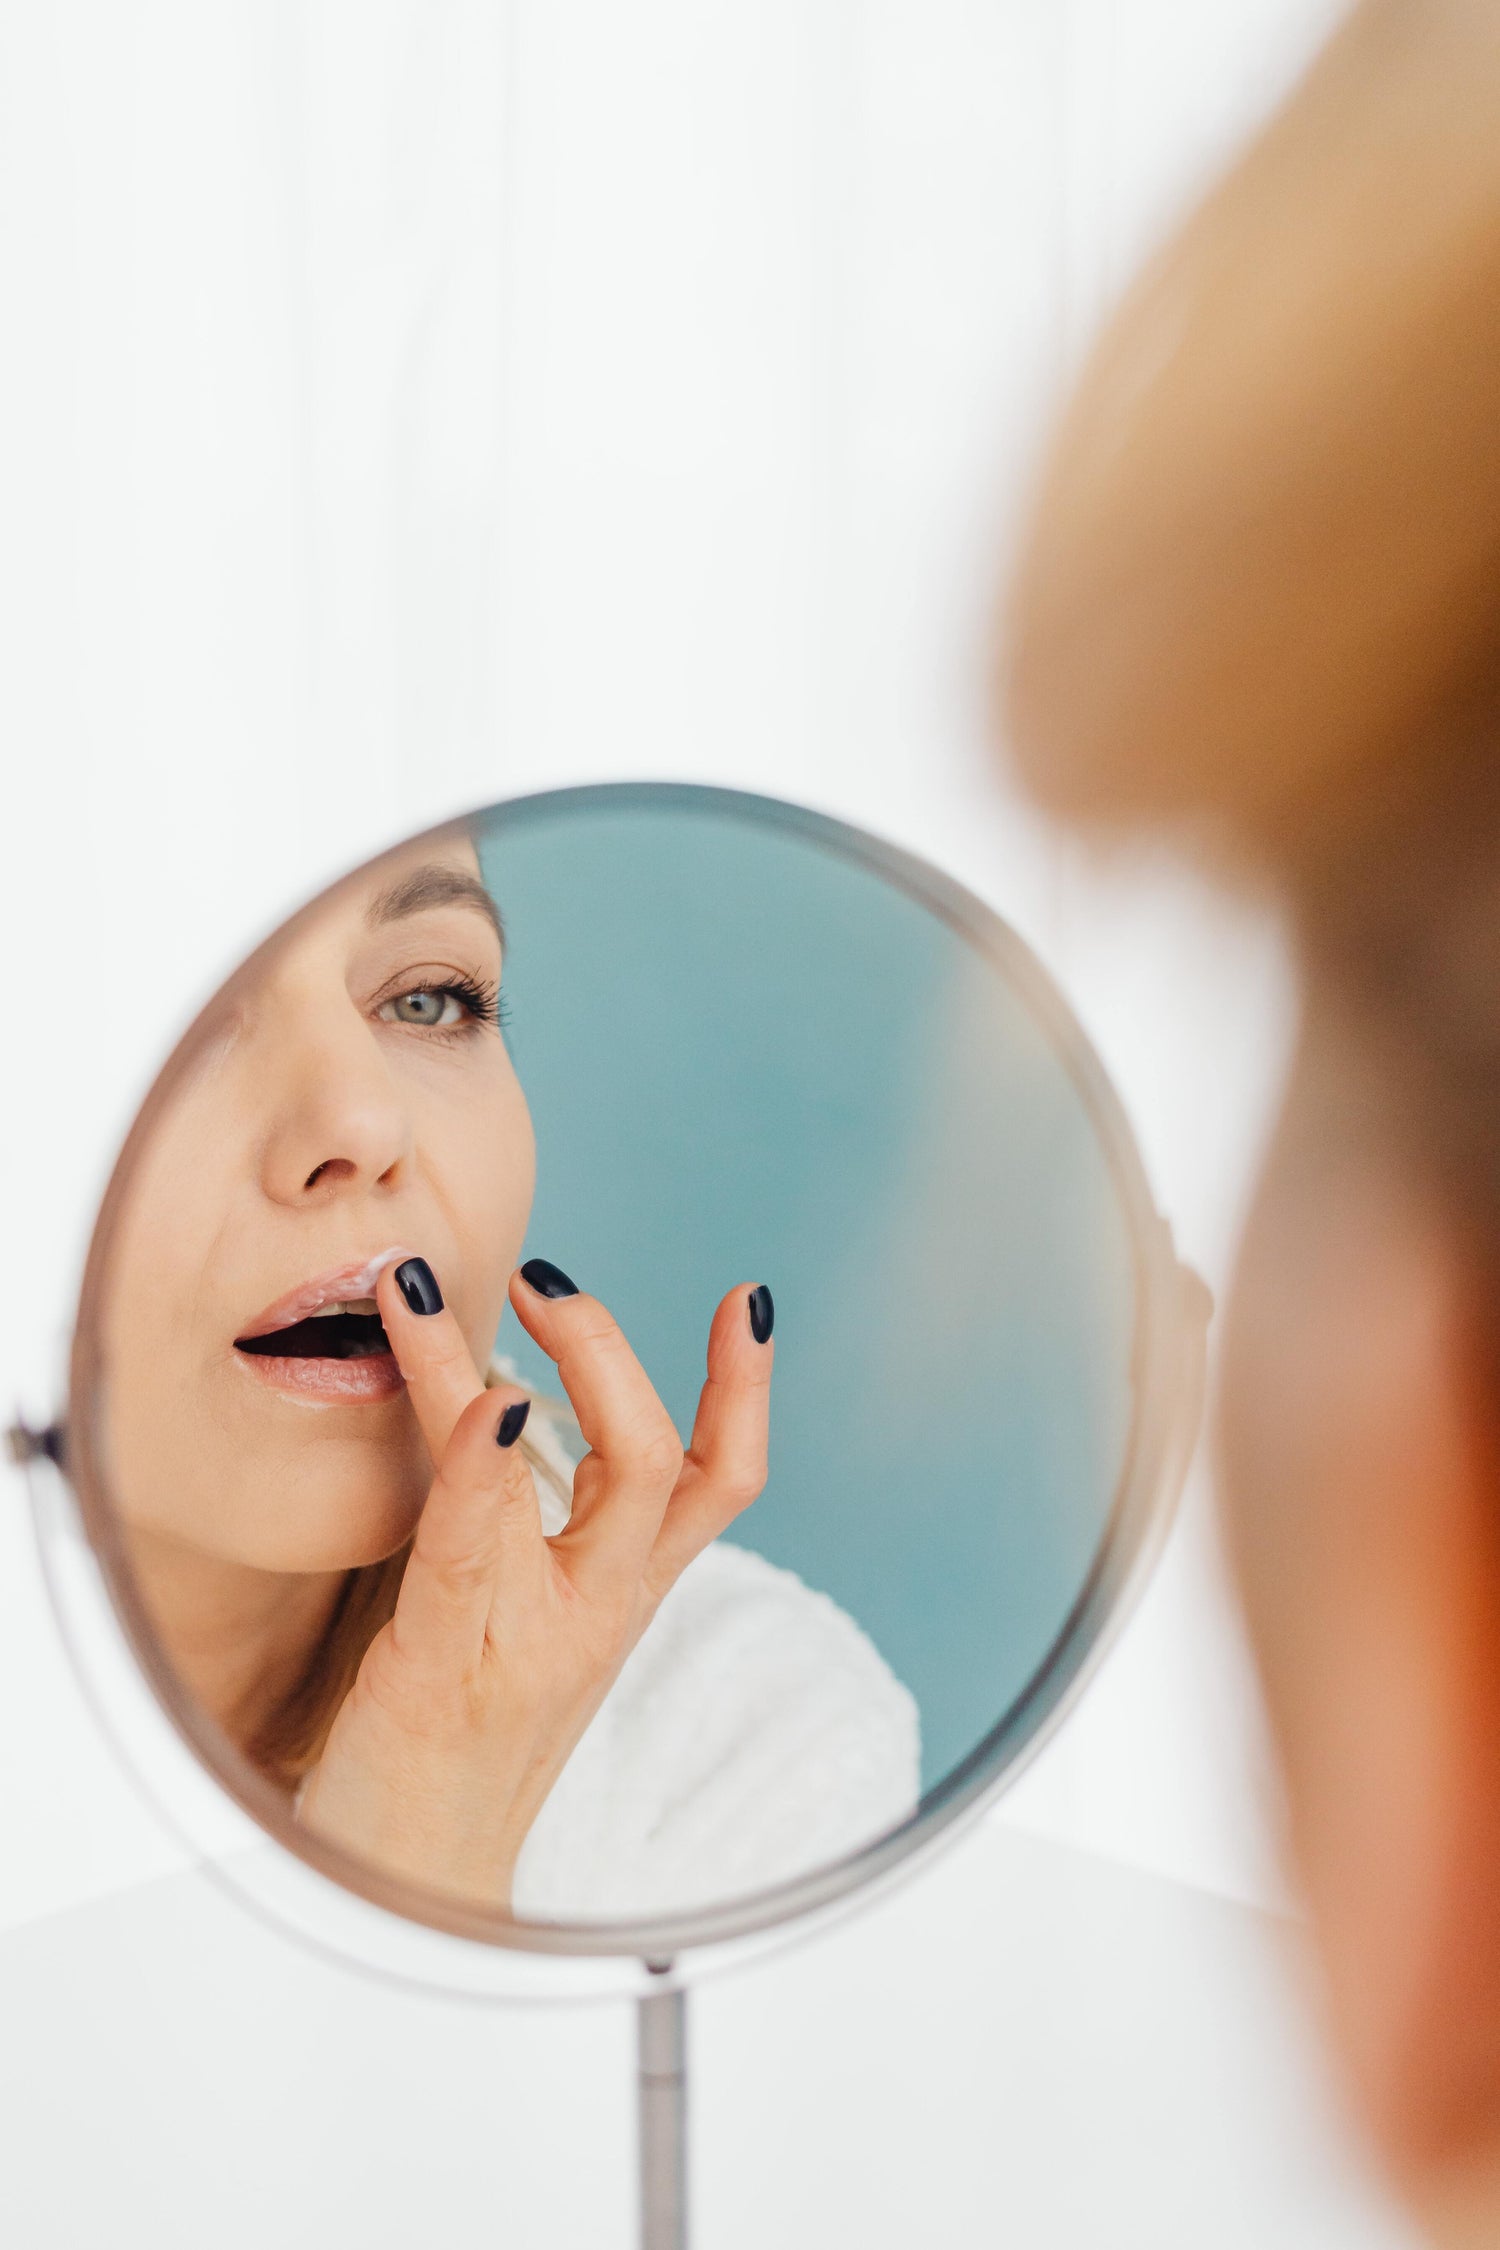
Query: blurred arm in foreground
xmin=1003 ymin=7 xmax=1500 ymax=2245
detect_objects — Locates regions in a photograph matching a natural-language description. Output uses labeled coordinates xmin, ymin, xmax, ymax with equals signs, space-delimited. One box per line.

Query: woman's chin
xmin=287 ymin=1491 xmax=425 ymax=1572
xmin=236 ymin=1457 xmax=427 ymax=1574
xmin=121 ymin=1493 xmax=423 ymax=1578
xmin=115 ymin=1386 xmax=433 ymax=1573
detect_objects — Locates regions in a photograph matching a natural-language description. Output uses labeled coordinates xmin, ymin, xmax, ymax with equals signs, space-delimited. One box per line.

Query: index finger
xmin=376 ymin=1255 xmax=487 ymax=1468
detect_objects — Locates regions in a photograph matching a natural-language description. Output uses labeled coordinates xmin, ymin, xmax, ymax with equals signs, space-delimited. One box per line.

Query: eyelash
xmin=444 ymin=973 xmax=507 ymax=1030
xmin=381 ymin=973 xmax=510 ymax=1040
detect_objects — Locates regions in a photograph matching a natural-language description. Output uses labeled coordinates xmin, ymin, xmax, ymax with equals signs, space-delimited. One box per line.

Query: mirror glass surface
xmin=73 ymin=784 xmax=1177 ymax=1941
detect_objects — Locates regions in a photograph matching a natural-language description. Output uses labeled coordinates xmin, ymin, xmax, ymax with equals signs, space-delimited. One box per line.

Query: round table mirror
xmin=22 ymin=781 xmax=1207 ymax=2243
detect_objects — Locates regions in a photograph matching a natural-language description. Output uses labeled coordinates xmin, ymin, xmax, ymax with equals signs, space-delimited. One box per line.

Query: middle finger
xmin=507 ymin=1259 xmax=683 ymax=1587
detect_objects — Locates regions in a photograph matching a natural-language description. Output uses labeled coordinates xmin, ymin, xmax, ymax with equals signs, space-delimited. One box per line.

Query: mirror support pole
xmin=638 ymin=1968 xmax=688 ymax=2250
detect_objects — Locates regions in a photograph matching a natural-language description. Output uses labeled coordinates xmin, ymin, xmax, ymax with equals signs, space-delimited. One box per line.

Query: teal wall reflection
xmin=479 ymin=793 xmax=1134 ymax=1795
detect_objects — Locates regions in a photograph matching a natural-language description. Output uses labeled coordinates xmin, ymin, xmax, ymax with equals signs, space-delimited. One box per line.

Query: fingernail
xmin=496 ymin=1398 xmax=531 ymax=1449
xmin=394 ymin=1257 xmax=444 ymax=1316
xmin=520 ymin=1257 xmax=579 ymax=1300
xmin=748 ymin=1284 xmax=774 ymax=1344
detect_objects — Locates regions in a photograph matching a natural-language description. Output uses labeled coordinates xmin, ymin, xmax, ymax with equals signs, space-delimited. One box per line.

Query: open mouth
xmin=232 ymin=1253 xmax=411 ymax=1403
xmin=235 ymin=1298 xmax=391 ymax=1362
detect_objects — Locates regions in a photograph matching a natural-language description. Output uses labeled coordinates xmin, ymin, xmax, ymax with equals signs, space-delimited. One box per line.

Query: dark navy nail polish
xmin=748 ymin=1284 xmax=774 ymax=1344
xmin=496 ymin=1398 xmax=531 ymax=1449
xmin=394 ymin=1257 xmax=443 ymax=1316
xmin=520 ymin=1257 xmax=579 ymax=1300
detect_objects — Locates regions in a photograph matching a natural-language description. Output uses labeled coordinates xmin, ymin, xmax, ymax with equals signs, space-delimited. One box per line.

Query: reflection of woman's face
xmin=104 ymin=833 xmax=535 ymax=1574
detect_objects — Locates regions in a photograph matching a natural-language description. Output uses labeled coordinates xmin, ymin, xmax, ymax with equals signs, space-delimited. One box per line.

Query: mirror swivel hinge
xmin=5 ymin=1420 xmax=65 ymax=1471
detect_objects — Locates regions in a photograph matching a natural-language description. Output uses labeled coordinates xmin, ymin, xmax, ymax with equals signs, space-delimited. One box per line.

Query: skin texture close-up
xmin=1002 ymin=4 xmax=1500 ymax=2243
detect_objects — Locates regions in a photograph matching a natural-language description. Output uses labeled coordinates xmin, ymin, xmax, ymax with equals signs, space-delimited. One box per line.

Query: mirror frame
xmin=57 ymin=781 xmax=1209 ymax=1980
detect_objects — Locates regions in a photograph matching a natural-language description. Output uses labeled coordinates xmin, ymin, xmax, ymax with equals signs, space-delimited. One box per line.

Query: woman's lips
xmin=234 ymin=1347 xmax=406 ymax=1406
xmin=235 ymin=1248 xmax=410 ymax=1340
xmin=232 ymin=1247 xmax=411 ymax=1407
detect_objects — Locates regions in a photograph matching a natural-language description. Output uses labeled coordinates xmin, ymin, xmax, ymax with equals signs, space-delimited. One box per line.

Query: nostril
xmin=303 ymin=1158 xmax=357 ymax=1193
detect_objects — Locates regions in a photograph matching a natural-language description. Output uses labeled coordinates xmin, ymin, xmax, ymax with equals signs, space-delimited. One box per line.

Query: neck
xmin=122 ymin=1526 xmax=347 ymax=1756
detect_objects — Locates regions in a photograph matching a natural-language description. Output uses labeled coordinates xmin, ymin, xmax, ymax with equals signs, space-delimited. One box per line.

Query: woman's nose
xmin=256 ymin=1007 xmax=414 ymax=1208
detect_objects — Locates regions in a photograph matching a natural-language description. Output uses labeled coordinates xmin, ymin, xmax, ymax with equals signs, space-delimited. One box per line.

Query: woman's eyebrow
xmin=365 ymin=865 xmax=505 ymax=948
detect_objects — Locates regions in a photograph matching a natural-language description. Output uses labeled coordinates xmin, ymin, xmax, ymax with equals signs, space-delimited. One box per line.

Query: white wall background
xmin=2 ymin=6 xmax=1412 ymax=2245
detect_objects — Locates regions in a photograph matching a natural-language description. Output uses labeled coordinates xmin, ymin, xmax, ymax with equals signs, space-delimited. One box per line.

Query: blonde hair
xmin=248 ymin=1367 xmax=576 ymax=1789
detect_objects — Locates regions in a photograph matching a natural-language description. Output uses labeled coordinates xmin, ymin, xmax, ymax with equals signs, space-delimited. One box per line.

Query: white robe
xmin=505 ymin=1368 xmax=923 ymax=1921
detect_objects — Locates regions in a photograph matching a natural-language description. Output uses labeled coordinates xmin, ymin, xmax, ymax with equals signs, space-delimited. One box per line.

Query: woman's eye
xmin=382 ymin=987 xmax=464 ymax=1028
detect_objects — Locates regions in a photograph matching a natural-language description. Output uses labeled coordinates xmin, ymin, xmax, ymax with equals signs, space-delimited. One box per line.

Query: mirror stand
xmin=639 ymin=1967 xmax=688 ymax=2250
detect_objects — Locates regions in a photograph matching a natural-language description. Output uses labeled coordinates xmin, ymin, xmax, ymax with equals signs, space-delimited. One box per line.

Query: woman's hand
xmin=295 ymin=1257 xmax=774 ymax=1909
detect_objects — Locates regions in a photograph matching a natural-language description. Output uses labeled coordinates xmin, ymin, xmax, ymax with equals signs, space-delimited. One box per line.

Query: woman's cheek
xmin=106 ymin=1131 xmax=227 ymax=1455
xmin=447 ymin=1071 xmax=535 ymax=1344
xmin=490 ymin=1069 xmax=537 ymax=1235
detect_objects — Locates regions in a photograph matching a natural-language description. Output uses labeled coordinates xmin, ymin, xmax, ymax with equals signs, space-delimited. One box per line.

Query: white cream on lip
xmin=240 ymin=1248 xmax=411 ymax=1337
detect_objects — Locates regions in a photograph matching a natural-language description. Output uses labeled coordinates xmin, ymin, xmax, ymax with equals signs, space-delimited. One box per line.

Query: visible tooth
xmin=308 ymin=1296 xmax=378 ymax=1319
